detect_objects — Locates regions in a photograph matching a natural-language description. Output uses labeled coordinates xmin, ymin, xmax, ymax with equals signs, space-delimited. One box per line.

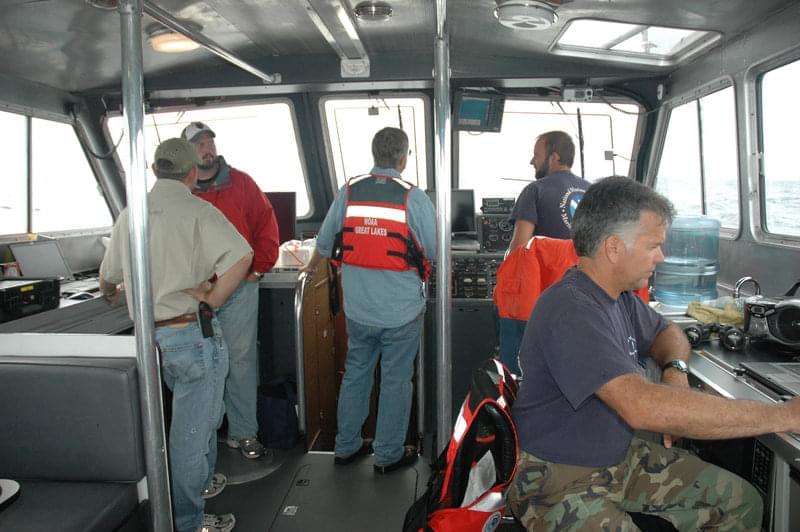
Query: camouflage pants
xmin=507 ymin=437 xmax=762 ymax=531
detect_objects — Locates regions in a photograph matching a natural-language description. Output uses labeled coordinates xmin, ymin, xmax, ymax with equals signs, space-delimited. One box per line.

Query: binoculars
xmin=684 ymin=322 xmax=747 ymax=352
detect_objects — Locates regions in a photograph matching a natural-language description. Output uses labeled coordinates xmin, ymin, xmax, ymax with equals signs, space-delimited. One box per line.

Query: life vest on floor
xmin=404 ymin=359 xmax=519 ymax=532
xmin=332 ymin=174 xmax=430 ymax=280
xmin=494 ymin=236 xmax=649 ymax=321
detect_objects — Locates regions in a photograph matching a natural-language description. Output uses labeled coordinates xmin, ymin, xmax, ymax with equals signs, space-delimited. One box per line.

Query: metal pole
xmin=119 ymin=1 xmax=172 ymax=530
xmin=142 ymin=1 xmax=281 ymax=85
xmin=434 ymin=0 xmax=453 ymax=452
xmin=294 ymin=271 xmax=309 ymax=436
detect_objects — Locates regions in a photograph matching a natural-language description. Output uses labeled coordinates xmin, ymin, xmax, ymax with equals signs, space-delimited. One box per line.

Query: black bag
xmin=257 ymin=377 xmax=301 ymax=449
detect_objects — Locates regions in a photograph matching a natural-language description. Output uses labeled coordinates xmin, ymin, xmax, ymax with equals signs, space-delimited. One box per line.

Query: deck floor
xmin=206 ymin=445 xmax=421 ymax=531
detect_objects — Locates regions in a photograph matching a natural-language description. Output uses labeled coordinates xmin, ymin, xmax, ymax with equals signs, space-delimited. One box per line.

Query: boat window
xmin=760 ymin=58 xmax=800 ymax=237
xmin=655 ymin=86 xmax=740 ymax=229
xmin=322 ymin=96 xmax=428 ymax=191
xmin=552 ymin=19 xmax=721 ymax=67
xmin=0 ymin=111 xmax=112 ymax=237
xmin=0 ymin=111 xmax=27 ymax=235
xmin=31 ymin=119 xmax=113 ymax=233
xmin=458 ymin=98 xmax=640 ymax=208
xmin=106 ymin=101 xmax=311 ymax=217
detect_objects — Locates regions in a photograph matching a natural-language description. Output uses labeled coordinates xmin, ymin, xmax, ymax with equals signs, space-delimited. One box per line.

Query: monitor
xmin=265 ymin=191 xmax=297 ymax=244
xmin=453 ymin=91 xmax=505 ymax=132
xmin=9 ymin=240 xmax=73 ymax=280
xmin=426 ymin=189 xmax=477 ymax=236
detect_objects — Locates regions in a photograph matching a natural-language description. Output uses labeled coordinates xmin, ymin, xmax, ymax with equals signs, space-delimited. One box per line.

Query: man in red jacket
xmin=183 ymin=121 xmax=280 ymax=460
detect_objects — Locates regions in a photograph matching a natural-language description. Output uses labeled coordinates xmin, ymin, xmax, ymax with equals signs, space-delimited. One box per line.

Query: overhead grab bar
xmin=143 ymin=1 xmax=281 ymax=85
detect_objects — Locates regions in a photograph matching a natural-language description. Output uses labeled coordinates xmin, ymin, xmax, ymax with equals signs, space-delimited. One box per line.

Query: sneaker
xmin=226 ymin=437 xmax=267 ymax=459
xmin=334 ymin=438 xmax=374 ymax=465
xmin=197 ymin=513 xmax=236 ymax=532
xmin=374 ymin=446 xmax=418 ymax=474
xmin=201 ymin=473 xmax=227 ymax=500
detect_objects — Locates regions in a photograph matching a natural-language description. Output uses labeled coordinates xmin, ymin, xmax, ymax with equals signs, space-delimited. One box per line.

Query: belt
xmin=155 ymin=313 xmax=197 ymax=328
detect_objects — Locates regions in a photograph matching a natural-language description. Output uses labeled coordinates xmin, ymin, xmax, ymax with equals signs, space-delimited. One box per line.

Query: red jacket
xmin=194 ymin=159 xmax=279 ymax=274
xmin=494 ymin=236 xmax=648 ymax=321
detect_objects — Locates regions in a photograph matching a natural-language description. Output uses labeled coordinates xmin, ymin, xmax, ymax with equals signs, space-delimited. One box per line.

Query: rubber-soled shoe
xmin=226 ymin=437 xmax=267 ymax=459
xmin=197 ymin=513 xmax=236 ymax=532
xmin=201 ymin=473 xmax=227 ymax=500
xmin=334 ymin=438 xmax=374 ymax=465
xmin=374 ymin=446 xmax=418 ymax=474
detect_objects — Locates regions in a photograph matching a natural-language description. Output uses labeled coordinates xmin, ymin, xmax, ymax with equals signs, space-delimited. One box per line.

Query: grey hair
xmin=372 ymin=127 xmax=409 ymax=169
xmin=571 ymin=176 xmax=675 ymax=257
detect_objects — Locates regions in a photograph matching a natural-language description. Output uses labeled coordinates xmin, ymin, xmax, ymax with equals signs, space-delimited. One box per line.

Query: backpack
xmin=404 ymin=359 xmax=519 ymax=532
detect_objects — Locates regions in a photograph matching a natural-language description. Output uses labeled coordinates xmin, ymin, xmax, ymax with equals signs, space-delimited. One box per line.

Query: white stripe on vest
xmin=345 ymin=204 xmax=407 ymax=224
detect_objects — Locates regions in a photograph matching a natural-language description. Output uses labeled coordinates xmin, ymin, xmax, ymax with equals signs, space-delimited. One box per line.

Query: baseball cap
xmin=153 ymin=138 xmax=200 ymax=177
xmin=181 ymin=121 xmax=216 ymax=143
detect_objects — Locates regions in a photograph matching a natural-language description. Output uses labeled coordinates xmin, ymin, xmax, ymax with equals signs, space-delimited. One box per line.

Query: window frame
xmin=453 ymin=93 xmax=645 ymax=203
xmin=649 ymin=77 xmax=741 ymax=239
xmin=103 ymin=97 xmax=314 ymax=219
xmin=0 ymin=108 xmax=112 ymax=239
xmin=754 ymin=53 xmax=800 ymax=243
xmin=318 ymin=91 xmax=432 ymax=193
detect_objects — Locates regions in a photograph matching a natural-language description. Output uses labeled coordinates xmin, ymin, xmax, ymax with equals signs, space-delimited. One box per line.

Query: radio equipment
xmin=428 ymin=252 xmax=503 ymax=299
xmin=477 ymin=214 xmax=514 ymax=253
xmin=481 ymin=197 xmax=515 ymax=214
xmin=744 ymin=295 xmax=800 ymax=349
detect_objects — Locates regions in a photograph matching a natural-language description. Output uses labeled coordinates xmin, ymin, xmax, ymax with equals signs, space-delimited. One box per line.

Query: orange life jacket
xmin=332 ymin=174 xmax=430 ymax=280
xmin=494 ymin=236 xmax=649 ymax=321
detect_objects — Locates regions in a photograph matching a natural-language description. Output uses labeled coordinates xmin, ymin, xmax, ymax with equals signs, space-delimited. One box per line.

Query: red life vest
xmin=333 ymin=174 xmax=430 ymax=280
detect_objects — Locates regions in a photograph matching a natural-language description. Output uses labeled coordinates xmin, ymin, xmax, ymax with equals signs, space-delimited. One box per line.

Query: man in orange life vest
xmin=302 ymin=127 xmax=436 ymax=473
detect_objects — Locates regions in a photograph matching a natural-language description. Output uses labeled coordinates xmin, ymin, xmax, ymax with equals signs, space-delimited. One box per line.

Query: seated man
xmin=507 ymin=176 xmax=800 ymax=531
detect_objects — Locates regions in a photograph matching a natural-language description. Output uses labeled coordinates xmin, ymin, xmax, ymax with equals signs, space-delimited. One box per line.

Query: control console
xmin=477 ymin=214 xmax=514 ymax=253
xmin=428 ymin=252 xmax=503 ymax=299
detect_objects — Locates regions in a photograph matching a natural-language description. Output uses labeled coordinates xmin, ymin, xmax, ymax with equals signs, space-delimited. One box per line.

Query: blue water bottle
xmin=652 ymin=215 xmax=721 ymax=308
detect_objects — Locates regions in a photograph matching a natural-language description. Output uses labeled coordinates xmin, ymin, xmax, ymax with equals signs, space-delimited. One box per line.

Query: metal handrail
xmin=293 ymin=271 xmax=310 ymax=435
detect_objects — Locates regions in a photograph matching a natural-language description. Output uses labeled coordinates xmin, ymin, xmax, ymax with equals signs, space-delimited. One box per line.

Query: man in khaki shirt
xmin=99 ymin=138 xmax=252 ymax=532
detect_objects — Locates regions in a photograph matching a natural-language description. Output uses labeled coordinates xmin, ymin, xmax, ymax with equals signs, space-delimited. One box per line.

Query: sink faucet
xmin=733 ymin=276 xmax=761 ymax=299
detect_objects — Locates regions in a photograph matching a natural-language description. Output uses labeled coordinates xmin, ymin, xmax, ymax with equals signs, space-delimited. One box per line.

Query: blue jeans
xmin=335 ymin=313 xmax=423 ymax=465
xmin=498 ymin=317 xmax=526 ymax=375
xmin=215 ymin=280 xmax=260 ymax=440
xmin=157 ymin=318 xmax=228 ymax=532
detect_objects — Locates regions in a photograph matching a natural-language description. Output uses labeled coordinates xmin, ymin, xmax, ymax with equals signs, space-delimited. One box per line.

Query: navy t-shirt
xmin=512 ymin=268 xmax=668 ymax=467
xmin=510 ymin=171 xmax=591 ymax=239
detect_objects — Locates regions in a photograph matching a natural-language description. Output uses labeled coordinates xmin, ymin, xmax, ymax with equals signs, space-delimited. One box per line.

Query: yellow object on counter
xmin=687 ymin=299 xmax=744 ymax=326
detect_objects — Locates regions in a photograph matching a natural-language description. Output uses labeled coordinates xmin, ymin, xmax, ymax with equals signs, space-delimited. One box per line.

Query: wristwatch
xmin=253 ymin=271 xmax=264 ymax=279
xmin=661 ymin=359 xmax=689 ymax=374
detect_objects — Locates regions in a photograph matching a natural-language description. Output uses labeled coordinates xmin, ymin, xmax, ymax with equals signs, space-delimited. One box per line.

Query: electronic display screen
xmin=454 ymin=91 xmax=505 ymax=132
xmin=426 ymin=189 xmax=476 ymax=235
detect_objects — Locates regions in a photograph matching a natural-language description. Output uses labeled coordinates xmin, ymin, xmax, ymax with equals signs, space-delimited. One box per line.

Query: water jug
xmin=652 ymin=215 xmax=721 ymax=308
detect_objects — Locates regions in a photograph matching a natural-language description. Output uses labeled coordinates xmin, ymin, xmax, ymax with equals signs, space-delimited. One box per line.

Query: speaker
xmin=477 ymin=214 xmax=514 ymax=253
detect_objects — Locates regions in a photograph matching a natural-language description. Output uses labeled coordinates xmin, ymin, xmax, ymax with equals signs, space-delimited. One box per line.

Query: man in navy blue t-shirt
xmin=499 ymin=131 xmax=591 ymax=374
xmin=507 ymin=131 xmax=591 ymax=252
xmin=507 ymin=177 xmax=800 ymax=531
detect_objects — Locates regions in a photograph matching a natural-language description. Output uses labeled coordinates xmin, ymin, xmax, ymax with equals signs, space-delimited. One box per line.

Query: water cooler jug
xmin=652 ymin=215 xmax=721 ymax=308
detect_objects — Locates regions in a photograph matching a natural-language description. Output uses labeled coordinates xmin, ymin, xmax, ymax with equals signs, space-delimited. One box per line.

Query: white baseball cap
xmin=181 ymin=121 xmax=216 ymax=143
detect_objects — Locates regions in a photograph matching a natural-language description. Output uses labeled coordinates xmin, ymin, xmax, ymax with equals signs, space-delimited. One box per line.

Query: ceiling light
xmin=354 ymin=1 xmax=393 ymax=22
xmin=494 ymin=0 xmax=558 ymax=31
xmin=147 ymin=27 xmax=200 ymax=54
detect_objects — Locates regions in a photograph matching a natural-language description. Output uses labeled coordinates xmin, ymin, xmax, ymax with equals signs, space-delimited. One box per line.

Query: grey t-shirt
xmin=510 ymin=171 xmax=591 ymax=239
xmin=512 ymin=268 xmax=668 ymax=467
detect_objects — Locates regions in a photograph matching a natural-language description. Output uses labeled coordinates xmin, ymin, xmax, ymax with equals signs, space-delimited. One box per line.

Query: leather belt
xmin=155 ymin=313 xmax=197 ymax=328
